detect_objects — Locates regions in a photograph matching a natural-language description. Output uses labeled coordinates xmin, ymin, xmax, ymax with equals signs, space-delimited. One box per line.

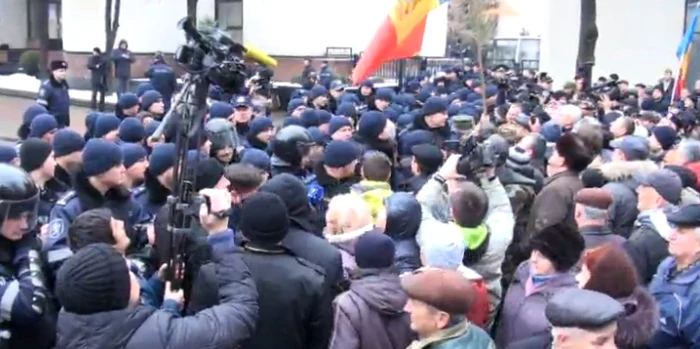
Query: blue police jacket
xmin=132 ymin=185 xmax=164 ymax=218
xmin=36 ymin=77 xmax=70 ymax=127
xmin=43 ymin=181 xmax=153 ymax=277
xmin=648 ymin=256 xmax=700 ymax=347
xmin=146 ymin=62 xmax=177 ymax=100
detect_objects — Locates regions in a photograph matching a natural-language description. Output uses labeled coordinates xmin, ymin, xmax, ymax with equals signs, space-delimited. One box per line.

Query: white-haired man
xmin=324 ymin=194 xmax=379 ymax=277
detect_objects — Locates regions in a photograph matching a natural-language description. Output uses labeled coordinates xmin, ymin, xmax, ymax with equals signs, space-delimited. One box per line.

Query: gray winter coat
xmin=601 ymin=161 xmax=658 ymax=238
xmin=416 ymin=176 xmax=514 ymax=329
xmin=330 ymin=270 xmax=414 ymax=349
xmin=55 ymin=241 xmax=258 ymax=349
xmin=495 ymin=262 xmax=577 ymax=348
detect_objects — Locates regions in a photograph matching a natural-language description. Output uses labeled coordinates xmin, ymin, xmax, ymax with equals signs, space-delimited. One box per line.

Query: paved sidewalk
xmin=0 ymin=95 xmax=90 ymax=140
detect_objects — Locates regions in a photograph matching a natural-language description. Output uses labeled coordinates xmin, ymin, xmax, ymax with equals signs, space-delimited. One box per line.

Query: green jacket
xmin=406 ymin=321 xmax=495 ymax=349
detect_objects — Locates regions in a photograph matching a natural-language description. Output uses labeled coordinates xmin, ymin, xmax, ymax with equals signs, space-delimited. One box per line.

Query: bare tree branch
xmin=448 ymin=0 xmax=500 ymax=113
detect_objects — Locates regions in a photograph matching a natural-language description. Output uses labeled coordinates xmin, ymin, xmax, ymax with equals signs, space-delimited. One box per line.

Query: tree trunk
xmin=187 ymin=0 xmax=198 ymax=24
xmin=105 ymin=0 xmax=121 ymax=92
xmin=31 ymin=0 xmax=50 ymax=78
xmin=576 ymin=0 xmax=598 ymax=91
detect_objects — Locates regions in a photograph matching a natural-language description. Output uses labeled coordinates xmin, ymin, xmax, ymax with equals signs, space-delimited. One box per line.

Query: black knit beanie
xmin=55 ymin=243 xmax=131 ymax=314
xmin=19 ymin=138 xmax=53 ymax=173
xmin=240 ymin=192 xmax=289 ymax=246
xmin=194 ymin=158 xmax=225 ymax=191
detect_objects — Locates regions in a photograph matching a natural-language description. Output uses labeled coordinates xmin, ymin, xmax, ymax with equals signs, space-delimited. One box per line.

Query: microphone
xmin=243 ymin=44 xmax=277 ymax=67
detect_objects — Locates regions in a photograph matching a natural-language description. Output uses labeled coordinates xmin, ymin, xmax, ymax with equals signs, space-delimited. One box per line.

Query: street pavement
xmin=0 ymin=95 xmax=90 ymax=140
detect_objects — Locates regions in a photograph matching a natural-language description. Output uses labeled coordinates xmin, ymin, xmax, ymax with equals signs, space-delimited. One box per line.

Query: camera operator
xmin=0 ymin=164 xmax=55 ymax=349
xmin=53 ymin=188 xmax=258 ymax=349
xmin=415 ymin=153 xmax=515 ymax=329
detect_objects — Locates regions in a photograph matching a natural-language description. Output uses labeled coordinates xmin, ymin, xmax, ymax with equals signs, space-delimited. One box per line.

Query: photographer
xmin=415 ymin=153 xmax=514 ymax=329
xmin=53 ymin=188 xmax=258 ymax=349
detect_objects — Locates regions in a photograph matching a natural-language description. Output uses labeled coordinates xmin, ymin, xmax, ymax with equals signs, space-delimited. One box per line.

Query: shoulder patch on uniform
xmin=132 ymin=186 xmax=147 ymax=195
xmin=56 ymin=191 xmax=76 ymax=206
xmin=48 ymin=219 xmax=66 ymax=240
xmin=295 ymin=256 xmax=326 ymax=277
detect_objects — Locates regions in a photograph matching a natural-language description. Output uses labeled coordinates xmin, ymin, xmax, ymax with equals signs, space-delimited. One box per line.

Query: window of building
xmin=27 ymin=0 xmax=62 ymax=49
xmin=48 ymin=1 xmax=61 ymax=40
xmin=216 ymin=0 xmax=243 ymax=43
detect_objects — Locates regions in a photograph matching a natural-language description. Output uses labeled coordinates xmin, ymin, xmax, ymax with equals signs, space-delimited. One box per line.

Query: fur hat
xmin=555 ymin=133 xmax=594 ymax=173
xmin=582 ymin=243 xmax=638 ymax=299
xmin=529 ymin=222 xmax=584 ymax=272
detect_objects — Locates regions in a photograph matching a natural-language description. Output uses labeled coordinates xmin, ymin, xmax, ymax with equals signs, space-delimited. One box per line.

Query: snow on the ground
xmin=0 ymin=73 xmax=399 ymax=104
xmin=0 ymin=74 xmax=118 ymax=104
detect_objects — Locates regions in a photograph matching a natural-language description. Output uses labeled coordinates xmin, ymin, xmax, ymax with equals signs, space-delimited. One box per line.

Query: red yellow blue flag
xmin=352 ymin=0 xmax=449 ymax=84
xmin=675 ymin=9 xmax=699 ymax=100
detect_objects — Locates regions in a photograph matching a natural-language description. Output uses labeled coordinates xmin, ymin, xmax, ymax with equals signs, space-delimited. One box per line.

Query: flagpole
xmin=671 ymin=2 xmax=700 ymax=102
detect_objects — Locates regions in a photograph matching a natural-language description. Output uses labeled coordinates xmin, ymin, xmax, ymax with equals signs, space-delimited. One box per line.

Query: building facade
xmin=0 ymin=0 xmax=450 ymax=84
xmin=1 ymin=0 xmax=691 ymax=87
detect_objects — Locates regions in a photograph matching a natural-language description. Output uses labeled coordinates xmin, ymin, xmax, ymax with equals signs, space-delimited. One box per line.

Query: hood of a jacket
xmin=56 ymin=306 xmax=155 ymax=349
xmin=497 ymin=166 xmax=536 ymax=187
xmin=351 ymin=270 xmax=408 ymax=316
xmin=260 ymin=173 xmax=317 ymax=233
xmin=600 ymin=160 xmax=657 ymax=182
xmin=635 ymin=206 xmax=676 ymax=241
xmin=326 ymin=225 xmax=375 ymax=256
xmin=615 ymin=286 xmax=658 ymax=349
xmin=384 ymin=192 xmax=422 ymax=240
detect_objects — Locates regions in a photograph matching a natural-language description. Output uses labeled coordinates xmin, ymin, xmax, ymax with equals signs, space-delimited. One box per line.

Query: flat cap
xmin=546 ymin=288 xmax=623 ymax=330
xmin=611 ymin=136 xmax=650 ymax=161
xmin=574 ymin=188 xmax=614 ymax=210
xmin=636 ymin=169 xmax=683 ymax=205
xmin=401 ymin=269 xmax=474 ymax=314
xmin=666 ymin=204 xmax=700 ymax=227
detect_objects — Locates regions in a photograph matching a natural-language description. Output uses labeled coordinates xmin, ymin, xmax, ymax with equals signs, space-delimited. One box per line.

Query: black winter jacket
xmin=55 ymin=233 xmax=258 ymax=349
xmin=240 ymin=244 xmax=332 ymax=349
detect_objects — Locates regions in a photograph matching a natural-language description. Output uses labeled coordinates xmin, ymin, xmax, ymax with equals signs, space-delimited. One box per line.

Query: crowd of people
xmin=0 ymin=43 xmax=700 ymax=349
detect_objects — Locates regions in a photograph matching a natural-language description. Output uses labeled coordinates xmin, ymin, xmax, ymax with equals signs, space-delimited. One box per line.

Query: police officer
xmin=270 ymin=125 xmax=324 ymax=215
xmin=36 ymin=60 xmax=70 ymax=128
xmin=43 ymin=139 xmax=153 ymax=279
xmin=271 ymin=125 xmax=315 ymax=178
xmin=132 ymin=143 xmax=176 ymax=217
xmin=18 ymin=139 xmax=68 ymax=232
xmin=0 ymin=164 xmax=55 ymax=349
xmin=206 ymin=118 xmax=243 ymax=166
xmin=145 ymin=52 xmax=177 ymax=113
